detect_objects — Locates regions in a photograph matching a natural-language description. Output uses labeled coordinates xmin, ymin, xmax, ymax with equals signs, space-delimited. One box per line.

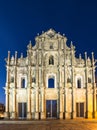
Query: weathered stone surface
xmin=4 ymin=29 xmax=97 ymax=120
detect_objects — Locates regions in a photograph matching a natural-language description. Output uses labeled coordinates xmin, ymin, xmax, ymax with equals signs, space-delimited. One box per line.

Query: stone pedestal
xmin=71 ymin=111 xmax=76 ymax=119
xmin=95 ymin=112 xmax=97 ymax=118
xmin=92 ymin=111 xmax=96 ymax=118
xmin=64 ymin=112 xmax=70 ymax=119
xmin=85 ymin=111 xmax=92 ymax=118
xmin=88 ymin=112 xmax=92 ymax=118
xmin=11 ymin=112 xmax=17 ymax=119
xmin=4 ymin=112 xmax=10 ymax=119
xmin=27 ymin=112 xmax=32 ymax=119
xmin=41 ymin=112 xmax=45 ymax=119
xmin=31 ymin=112 xmax=35 ymax=119
xmin=35 ymin=112 xmax=39 ymax=119
xmin=59 ymin=112 xmax=63 ymax=119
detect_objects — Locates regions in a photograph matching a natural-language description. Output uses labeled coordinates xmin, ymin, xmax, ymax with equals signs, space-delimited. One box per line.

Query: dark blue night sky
xmin=0 ymin=0 xmax=97 ymax=104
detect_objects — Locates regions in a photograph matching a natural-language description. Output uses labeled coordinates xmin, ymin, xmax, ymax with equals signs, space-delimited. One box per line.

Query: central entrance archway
xmin=46 ymin=100 xmax=57 ymax=118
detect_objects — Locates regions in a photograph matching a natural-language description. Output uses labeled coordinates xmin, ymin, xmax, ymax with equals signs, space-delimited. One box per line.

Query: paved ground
xmin=0 ymin=119 xmax=97 ymax=130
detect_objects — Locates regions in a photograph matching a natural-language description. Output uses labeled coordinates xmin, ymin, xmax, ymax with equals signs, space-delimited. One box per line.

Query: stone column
xmin=35 ymin=49 xmax=39 ymax=119
xmin=65 ymin=88 xmax=70 ymax=119
xmin=85 ymin=52 xmax=89 ymax=118
xmin=64 ymin=67 xmax=69 ymax=119
xmin=71 ymin=65 xmax=75 ymax=119
xmin=63 ymin=38 xmax=67 ymax=119
xmin=12 ymin=51 xmax=17 ymax=119
xmin=57 ymin=39 xmax=60 ymax=119
xmin=41 ymin=52 xmax=46 ymax=119
xmin=41 ymin=90 xmax=44 ymax=111
xmin=40 ymin=88 xmax=45 ymax=119
xmin=59 ymin=68 xmax=63 ymax=119
xmin=35 ymin=87 xmax=39 ymax=119
xmin=60 ymin=88 xmax=63 ymax=119
xmin=12 ymin=88 xmax=16 ymax=119
xmin=35 ymin=66 xmax=39 ymax=119
xmin=91 ymin=52 xmax=96 ymax=118
xmin=5 ymin=88 xmax=9 ymax=119
xmin=31 ymin=89 xmax=35 ymax=119
xmin=5 ymin=66 xmax=9 ymax=112
xmin=5 ymin=51 xmax=10 ymax=119
xmin=39 ymin=67 xmax=41 ymax=117
xmin=27 ymin=66 xmax=31 ymax=119
xmin=71 ymin=43 xmax=75 ymax=119
xmin=27 ymin=41 xmax=32 ymax=119
xmin=27 ymin=87 xmax=31 ymax=119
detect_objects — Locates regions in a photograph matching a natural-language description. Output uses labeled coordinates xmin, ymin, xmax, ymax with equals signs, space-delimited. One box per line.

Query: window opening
xmin=49 ymin=56 xmax=54 ymax=65
xmin=21 ymin=78 xmax=25 ymax=88
xmin=77 ymin=78 xmax=81 ymax=88
xmin=50 ymin=45 xmax=53 ymax=49
xmin=11 ymin=77 xmax=14 ymax=83
xmin=32 ymin=77 xmax=36 ymax=83
xmin=88 ymin=78 xmax=91 ymax=83
xmin=67 ymin=78 xmax=71 ymax=83
xmin=48 ymin=78 xmax=54 ymax=88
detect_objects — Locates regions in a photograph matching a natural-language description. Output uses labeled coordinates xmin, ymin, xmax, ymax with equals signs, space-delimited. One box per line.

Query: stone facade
xmin=4 ymin=29 xmax=97 ymax=119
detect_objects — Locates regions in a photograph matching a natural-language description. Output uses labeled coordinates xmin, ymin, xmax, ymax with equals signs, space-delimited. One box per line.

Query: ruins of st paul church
xmin=4 ymin=29 xmax=97 ymax=119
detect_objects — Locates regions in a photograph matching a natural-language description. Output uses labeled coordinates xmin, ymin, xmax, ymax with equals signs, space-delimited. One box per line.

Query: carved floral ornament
xmin=18 ymin=68 xmax=27 ymax=75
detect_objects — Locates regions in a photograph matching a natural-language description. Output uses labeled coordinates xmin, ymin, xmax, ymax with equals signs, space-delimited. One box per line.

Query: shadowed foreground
xmin=0 ymin=119 xmax=97 ymax=130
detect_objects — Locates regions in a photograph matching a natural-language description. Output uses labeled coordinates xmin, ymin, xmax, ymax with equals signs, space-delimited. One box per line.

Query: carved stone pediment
xmin=46 ymin=29 xmax=56 ymax=38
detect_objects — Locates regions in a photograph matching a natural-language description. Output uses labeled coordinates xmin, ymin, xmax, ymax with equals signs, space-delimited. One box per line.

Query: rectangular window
xmin=11 ymin=77 xmax=14 ymax=83
xmin=77 ymin=79 xmax=81 ymax=88
xmin=48 ymin=78 xmax=54 ymax=88
xmin=32 ymin=77 xmax=36 ymax=83
xmin=21 ymin=78 xmax=25 ymax=88
xmin=88 ymin=78 xmax=91 ymax=83
xmin=67 ymin=78 xmax=71 ymax=83
xmin=49 ymin=56 xmax=54 ymax=65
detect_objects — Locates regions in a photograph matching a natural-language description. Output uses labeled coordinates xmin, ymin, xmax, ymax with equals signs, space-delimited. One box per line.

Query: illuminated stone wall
xmin=4 ymin=29 xmax=97 ymax=119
